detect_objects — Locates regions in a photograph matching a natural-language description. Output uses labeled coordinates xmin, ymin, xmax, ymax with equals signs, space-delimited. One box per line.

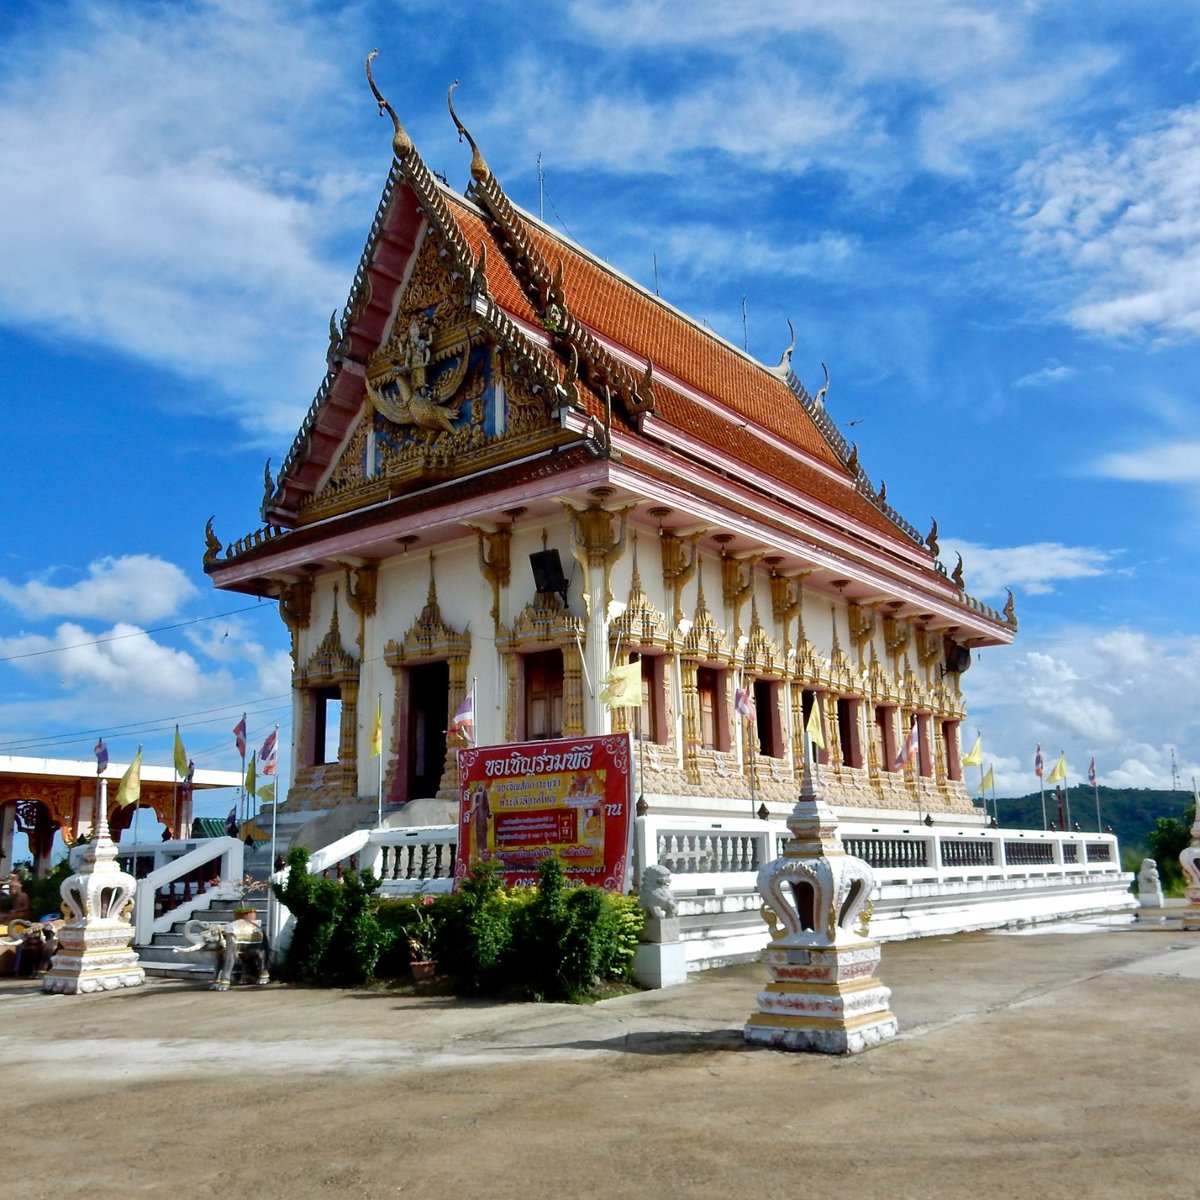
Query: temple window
xmin=313 ymin=686 xmax=342 ymax=765
xmin=524 ymin=649 xmax=564 ymax=740
xmin=751 ymin=678 xmax=784 ymax=758
xmin=696 ymin=666 xmax=730 ymax=751
xmin=801 ymin=690 xmax=828 ymax=765
xmin=837 ymin=696 xmax=864 ymax=768
xmin=633 ymin=653 xmax=667 ymax=744
xmin=942 ymin=719 xmax=963 ymax=781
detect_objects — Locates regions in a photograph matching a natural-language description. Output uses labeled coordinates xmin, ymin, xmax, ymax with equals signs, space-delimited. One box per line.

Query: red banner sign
xmin=454 ymin=734 xmax=633 ymax=891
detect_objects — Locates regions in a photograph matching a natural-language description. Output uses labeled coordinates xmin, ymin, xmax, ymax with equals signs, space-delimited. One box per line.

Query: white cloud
xmin=941 ymin=539 xmax=1115 ymax=597
xmin=0 ymin=621 xmax=219 ymax=700
xmin=494 ymin=57 xmax=876 ymax=178
xmin=1014 ymin=104 xmax=1200 ymax=340
xmin=1014 ymin=363 xmax=1077 ymax=388
xmin=1095 ymin=439 xmax=1200 ymax=484
xmin=558 ymin=0 xmax=1112 ymax=177
xmin=0 ymin=555 xmax=197 ymax=623
xmin=0 ymin=0 xmax=368 ymax=439
xmin=964 ymin=623 xmax=1200 ymax=796
xmin=652 ymin=225 xmax=859 ymax=283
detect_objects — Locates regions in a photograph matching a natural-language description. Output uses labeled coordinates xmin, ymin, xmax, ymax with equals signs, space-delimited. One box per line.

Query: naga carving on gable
xmin=366 ymin=310 xmax=474 ymax=436
xmin=364 ymin=229 xmax=485 ymax=445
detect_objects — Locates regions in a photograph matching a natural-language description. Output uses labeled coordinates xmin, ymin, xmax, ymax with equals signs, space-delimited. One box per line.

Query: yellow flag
xmin=962 ymin=735 xmax=983 ymax=767
xmin=1046 ymin=753 xmax=1067 ymax=784
xmin=115 ymin=747 xmax=143 ymax=808
xmin=600 ymin=660 xmax=642 ymax=708
xmin=979 ymin=766 xmax=995 ymax=793
xmin=805 ymin=701 xmax=825 ymax=749
xmin=244 ymin=752 xmax=257 ymax=796
xmin=370 ymin=695 xmax=383 ymax=757
xmin=173 ymin=725 xmax=188 ymax=777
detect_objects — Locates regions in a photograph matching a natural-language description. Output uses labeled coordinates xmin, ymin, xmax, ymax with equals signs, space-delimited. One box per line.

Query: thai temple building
xmin=204 ymin=61 xmax=1132 ymax=954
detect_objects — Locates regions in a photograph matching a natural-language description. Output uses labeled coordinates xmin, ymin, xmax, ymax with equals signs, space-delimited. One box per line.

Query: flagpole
xmin=1093 ymin=773 xmax=1101 ymax=833
xmin=637 ymin=703 xmax=645 ymax=814
xmin=748 ymin=721 xmax=757 ymax=819
xmin=974 ymin=727 xmax=985 ymax=819
xmin=1039 ymin=778 xmax=1047 ymax=831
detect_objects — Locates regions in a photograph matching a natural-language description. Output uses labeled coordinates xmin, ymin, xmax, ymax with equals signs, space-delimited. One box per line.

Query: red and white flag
xmin=1035 ymin=744 xmax=1044 ymax=778
xmin=449 ymin=693 xmax=474 ymax=742
xmin=894 ymin=721 xmax=919 ymax=769
xmin=233 ymin=714 xmax=247 ymax=759
xmin=1087 ymin=756 xmax=1097 ymax=787
xmin=259 ymin=728 xmax=278 ymax=776
xmin=734 ymin=685 xmax=756 ymax=722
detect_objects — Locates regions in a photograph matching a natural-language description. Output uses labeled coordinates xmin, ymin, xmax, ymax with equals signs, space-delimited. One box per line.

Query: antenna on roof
xmin=653 ymin=253 xmax=660 ymax=297
xmin=742 ymin=297 xmax=748 ymax=351
xmin=537 ymin=152 xmax=544 ymax=222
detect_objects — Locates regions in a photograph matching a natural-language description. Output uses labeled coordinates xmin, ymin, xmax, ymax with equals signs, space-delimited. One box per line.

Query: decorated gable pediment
xmin=297 ymin=225 xmax=573 ymax=521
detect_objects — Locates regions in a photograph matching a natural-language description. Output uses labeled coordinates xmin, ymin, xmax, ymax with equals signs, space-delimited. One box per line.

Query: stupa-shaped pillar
xmin=744 ymin=759 xmax=897 ymax=1054
xmin=1180 ymin=811 xmax=1200 ymax=931
xmin=43 ymin=780 xmax=144 ymax=995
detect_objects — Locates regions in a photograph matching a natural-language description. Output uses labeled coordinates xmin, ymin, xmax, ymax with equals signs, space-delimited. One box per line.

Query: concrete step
xmin=135 ymin=895 xmax=272 ymax=981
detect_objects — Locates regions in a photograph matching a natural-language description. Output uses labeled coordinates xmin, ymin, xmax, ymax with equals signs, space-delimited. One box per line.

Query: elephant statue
xmin=175 ymin=913 xmax=269 ymax=991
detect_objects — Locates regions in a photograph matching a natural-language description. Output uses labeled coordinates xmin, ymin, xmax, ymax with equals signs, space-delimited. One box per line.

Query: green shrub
xmin=505 ymin=857 xmax=645 ymax=1001
xmin=276 ymin=851 xmax=644 ymax=1000
xmin=274 ymin=847 xmax=389 ymax=985
xmin=436 ymin=860 xmax=517 ymax=994
xmin=1147 ymin=805 xmax=1195 ymax=895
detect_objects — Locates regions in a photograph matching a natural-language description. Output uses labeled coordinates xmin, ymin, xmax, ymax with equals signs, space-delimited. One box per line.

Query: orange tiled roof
xmin=522 ymin=225 xmax=842 ymax=469
xmin=449 ymin=198 xmax=539 ymax=327
xmin=647 ymin=383 xmax=914 ymax=544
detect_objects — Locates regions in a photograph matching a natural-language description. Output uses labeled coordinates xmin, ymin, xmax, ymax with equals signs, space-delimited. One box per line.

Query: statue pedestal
xmin=42 ymin=921 xmax=145 ymax=995
xmin=1181 ymin=884 xmax=1200 ymax=931
xmin=744 ymin=759 xmax=898 ymax=1054
xmin=744 ymin=940 xmax=898 ymax=1055
xmin=633 ymin=940 xmax=688 ymax=989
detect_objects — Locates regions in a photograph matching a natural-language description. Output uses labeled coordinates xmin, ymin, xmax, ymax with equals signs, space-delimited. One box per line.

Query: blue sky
xmin=3 ymin=0 xmax=1200 ymax=818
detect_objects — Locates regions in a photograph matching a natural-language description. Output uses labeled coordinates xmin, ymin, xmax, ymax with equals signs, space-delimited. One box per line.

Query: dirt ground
xmin=2 ymin=912 xmax=1197 ymax=1200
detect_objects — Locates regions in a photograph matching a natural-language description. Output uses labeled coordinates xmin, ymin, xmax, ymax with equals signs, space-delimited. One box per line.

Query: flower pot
xmin=410 ymin=959 xmax=437 ymax=982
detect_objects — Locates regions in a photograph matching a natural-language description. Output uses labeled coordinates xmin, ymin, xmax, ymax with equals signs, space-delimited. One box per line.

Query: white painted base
xmin=744 ymin=1013 xmax=899 ymax=1055
xmin=632 ymin=940 xmax=689 ymax=989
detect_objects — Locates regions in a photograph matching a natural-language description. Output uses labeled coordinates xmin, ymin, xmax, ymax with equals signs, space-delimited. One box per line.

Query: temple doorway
xmin=407 ymin=660 xmax=450 ymax=800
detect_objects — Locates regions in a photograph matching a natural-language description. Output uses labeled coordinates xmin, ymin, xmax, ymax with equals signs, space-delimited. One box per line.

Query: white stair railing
xmin=130 ymin=837 xmax=245 ymax=947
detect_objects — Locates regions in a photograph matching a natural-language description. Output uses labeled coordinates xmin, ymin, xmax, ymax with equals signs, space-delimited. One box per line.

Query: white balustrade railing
xmin=634 ymin=815 xmax=1123 ymax=894
xmin=112 ymin=815 xmax=1125 ymax=959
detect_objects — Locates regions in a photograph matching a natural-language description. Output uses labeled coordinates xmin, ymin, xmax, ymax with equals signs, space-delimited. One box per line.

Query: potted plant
xmin=406 ymin=894 xmax=439 ymax=981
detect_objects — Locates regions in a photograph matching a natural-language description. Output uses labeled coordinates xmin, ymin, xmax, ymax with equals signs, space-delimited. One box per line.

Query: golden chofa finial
xmin=365 ymin=50 xmax=413 ymax=159
xmin=447 ymin=80 xmax=489 ymax=181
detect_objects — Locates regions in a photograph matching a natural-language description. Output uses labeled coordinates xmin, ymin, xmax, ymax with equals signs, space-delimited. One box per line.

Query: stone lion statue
xmin=639 ymin=864 xmax=678 ymax=919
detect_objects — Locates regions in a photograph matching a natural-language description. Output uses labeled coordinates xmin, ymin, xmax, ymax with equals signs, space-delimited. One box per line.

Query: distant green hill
xmin=974 ymin=786 xmax=1194 ymax=862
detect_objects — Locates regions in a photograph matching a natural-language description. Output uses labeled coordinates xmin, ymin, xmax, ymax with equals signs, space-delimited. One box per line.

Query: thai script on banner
xmin=456 ymin=734 xmax=633 ymax=892
xmin=483 ymin=743 xmax=597 ymax=778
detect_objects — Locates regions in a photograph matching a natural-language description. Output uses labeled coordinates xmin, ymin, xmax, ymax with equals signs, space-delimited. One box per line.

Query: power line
xmin=0 ymin=602 xmax=275 ymax=664
xmin=0 ymin=694 xmax=292 ymax=756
